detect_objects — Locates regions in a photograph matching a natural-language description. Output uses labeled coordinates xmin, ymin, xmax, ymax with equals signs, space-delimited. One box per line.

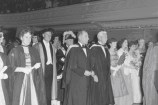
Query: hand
xmin=33 ymin=63 xmax=41 ymax=69
xmin=23 ymin=68 xmax=32 ymax=74
xmin=0 ymin=66 xmax=8 ymax=74
xmin=3 ymin=73 xmax=8 ymax=79
xmin=51 ymin=100 xmax=57 ymax=105
xmin=91 ymin=70 xmax=95 ymax=76
xmin=0 ymin=73 xmax=8 ymax=79
xmin=57 ymin=74 xmax=62 ymax=80
xmin=93 ymin=75 xmax=98 ymax=82
xmin=84 ymin=70 xmax=91 ymax=76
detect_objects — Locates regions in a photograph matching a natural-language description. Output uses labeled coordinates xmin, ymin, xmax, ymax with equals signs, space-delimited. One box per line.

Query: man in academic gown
xmin=63 ymin=30 xmax=94 ymax=105
xmin=34 ymin=28 xmax=57 ymax=105
xmin=89 ymin=31 xmax=114 ymax=105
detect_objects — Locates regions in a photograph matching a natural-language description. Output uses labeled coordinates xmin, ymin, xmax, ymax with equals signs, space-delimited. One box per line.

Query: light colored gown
xmin=110 ymin=49 xmax=128 ymax=105
xmin=143 ymin=44 xmax=158 ymax=105
xmin=116 ymin=48 xmax=133 ymax=105
xmin=124 ymin=53 xmax=142 ymax=103
xmin=0 ymin=56 xmax=6 ymax=105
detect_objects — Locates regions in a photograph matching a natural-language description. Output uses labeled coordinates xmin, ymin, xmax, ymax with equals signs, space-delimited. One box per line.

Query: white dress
xmin=0 ymin=56 xmax=6 ymax=105
xmin=124 ymin=53 xmax=142 ymax=103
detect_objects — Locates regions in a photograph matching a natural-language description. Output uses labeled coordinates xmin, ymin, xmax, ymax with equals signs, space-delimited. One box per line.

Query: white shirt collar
xmin=43 ymin=40 xmax=49 ymax=45
xmin=78 ymin=41 xmax=83 ymax=47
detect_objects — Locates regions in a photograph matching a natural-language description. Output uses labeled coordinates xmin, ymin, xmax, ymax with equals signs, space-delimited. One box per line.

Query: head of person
xmin=138 ymin=38 xmax=145 ymax=47
xmin=32 ymin=32 xmax=39 ymax=44
xmin=63 ymin=31 xmax=76 ymax=46
xmin=128 ymin=40 xmax=138 ymax=52
xmin=42 ymin=28 xmax=54 ymax=42
xmin=97 ymin=31 xmax=108 ymax=45
xmin=19 ymin=27 xmax=32 ymax=46
xmin=107 ymin=38 xmax=117 ymax=49
xmin=0 ymin=32 xmax=4 ymax=45
xmin=77 ymin=30 xmax=89 ymax=45
xmin=117 ymin=38 xmax=128 ymax=50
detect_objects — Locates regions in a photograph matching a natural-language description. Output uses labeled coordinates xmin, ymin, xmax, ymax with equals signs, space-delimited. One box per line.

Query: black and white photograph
xmin=0 ymin=0 xmax=158 ymax=105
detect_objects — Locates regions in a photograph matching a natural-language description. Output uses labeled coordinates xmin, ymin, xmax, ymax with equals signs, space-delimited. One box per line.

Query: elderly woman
xmin=8 ymin=27 xmax=46 ymax=105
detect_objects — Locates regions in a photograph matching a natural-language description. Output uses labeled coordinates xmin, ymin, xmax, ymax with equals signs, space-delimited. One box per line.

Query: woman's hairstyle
xmin=117 ymin=38 xmax=127 ymax=49
xmin=107 ymin=38 xmax=117 ymax=48
xmin=19 ymin=27 xmax=32 ymax=39
xmin=128 ymin=40 xmax=138 ymax=48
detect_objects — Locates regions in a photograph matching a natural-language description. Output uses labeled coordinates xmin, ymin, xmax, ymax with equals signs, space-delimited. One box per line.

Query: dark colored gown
xmin=8 ymin=46 xmax=47 ymax=105
xmin=62 ymin=44 xmax=90 ymax=105
xmin=88 ymin=44 xmax=114 ymax=105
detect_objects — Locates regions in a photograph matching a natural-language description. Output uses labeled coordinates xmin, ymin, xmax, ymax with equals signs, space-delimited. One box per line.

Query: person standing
xmin=8 ymin=27 xmax=46 ymax=105
xmin=0 ymin=31 xmax=7 ymax=54
xmin=63 ymin=30 xmax=93 ymax=105
xmin=34 ymin=28 xmax=57 ymax=105
xmin=89 ymin=31 xmax=114 ymax=105
xmin=0 ymin=52 xmax=10 ymax=105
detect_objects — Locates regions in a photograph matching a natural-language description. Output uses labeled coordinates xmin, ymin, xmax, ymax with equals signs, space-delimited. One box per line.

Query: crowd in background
xmin=0 ymin=0 xmax=98 ymax=14
xmin=0 ymin=27 xmax=158 ymax=105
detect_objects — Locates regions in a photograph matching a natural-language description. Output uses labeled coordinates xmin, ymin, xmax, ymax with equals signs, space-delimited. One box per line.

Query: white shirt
xmin=78 ymin=42 xmax=87 ymax=57
xmin=43 ymin=40 xmax=53 ymax=65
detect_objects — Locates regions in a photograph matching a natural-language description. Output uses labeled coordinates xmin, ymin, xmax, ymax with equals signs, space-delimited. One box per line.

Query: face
xmin=99 ymin=33 xmax=107 ymax=45
xmin=43 ymin=31 xmax=52 ymax=42
xmin=122 ymin=40 xmax=128 ymax=48
xmin=53 ymin=37 xmax=59 ymax=44
xmin=110 ymin=42 xmax=117 ymax=49
xmin=139 ymin=39 xmax=145 ymax=47
xmin=79 ymin=31 xmax=89 ymax=45
xmin=32 ymin=36 xmax=38 ymax=43
xmin=130 ymin=44 xmax=137 ymax=51
xmin=0 ymin=32 xmax=4 ymax=44
xmin=21 ymin=32 xmax=32 ymax=46
xmin=65 ymin=39 xmax=74 ymax=46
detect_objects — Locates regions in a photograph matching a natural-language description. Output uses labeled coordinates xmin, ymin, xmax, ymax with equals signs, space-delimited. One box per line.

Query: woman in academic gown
xmin=8 ymin=27 xmax=47 ymax=105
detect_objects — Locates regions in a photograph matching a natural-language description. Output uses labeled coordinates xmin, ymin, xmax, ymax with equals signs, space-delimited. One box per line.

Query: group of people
xmin=0 ymin=27 xmax=158 ymax=105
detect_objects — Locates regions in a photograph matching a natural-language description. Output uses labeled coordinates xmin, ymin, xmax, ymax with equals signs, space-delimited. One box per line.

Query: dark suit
xmin=63 ymin=43 xmax=90 ymax=105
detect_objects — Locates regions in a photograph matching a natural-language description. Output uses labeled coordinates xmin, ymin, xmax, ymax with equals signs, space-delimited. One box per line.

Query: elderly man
xmin=63 ymin=30 xmax=95 ymax=105
xmin=34 ymin=28 xmax=57 ymax=105
xmin=89 ymin=31 xmax=114 ymax=105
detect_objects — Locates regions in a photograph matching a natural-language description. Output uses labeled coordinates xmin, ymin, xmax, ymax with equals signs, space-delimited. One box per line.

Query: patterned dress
xmin=19 ymin=46 xmax=38 ymax=105
xmin=116 ymin=48 xmax=133 ymax=105
xmin=110 ymin=49 xmax=128 ymax=105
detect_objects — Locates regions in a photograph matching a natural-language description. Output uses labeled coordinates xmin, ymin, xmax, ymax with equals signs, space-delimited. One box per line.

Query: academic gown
xmin=62 ymin=44 xmax=90 ymax=105
xmin=0 ymin=53 xmax=10 ymax=105
xmin=56 ymin=48 xmax=66 ymax=102
xmin=88 ymin=45 xmax=114 ymax=105
xmin=8 ymin=46 xmax=47 ymax=105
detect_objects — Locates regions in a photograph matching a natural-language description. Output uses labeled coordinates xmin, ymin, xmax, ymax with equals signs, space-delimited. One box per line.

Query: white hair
xmin=97 ymin=31 xmax=107 ymax=39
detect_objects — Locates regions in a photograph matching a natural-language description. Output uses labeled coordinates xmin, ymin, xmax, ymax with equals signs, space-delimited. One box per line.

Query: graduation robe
xmin=8 ymin=46 xmax=47 ymax=105
xmin=63 ymin=44 xmax=90 ymax=105
xmin=34 ymin=42 xmax=57 ymax=100
xmin=88 ymin=44 xmax=114 ymax=105
xmin=0 ymin=53 xmax=10 ymax=105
